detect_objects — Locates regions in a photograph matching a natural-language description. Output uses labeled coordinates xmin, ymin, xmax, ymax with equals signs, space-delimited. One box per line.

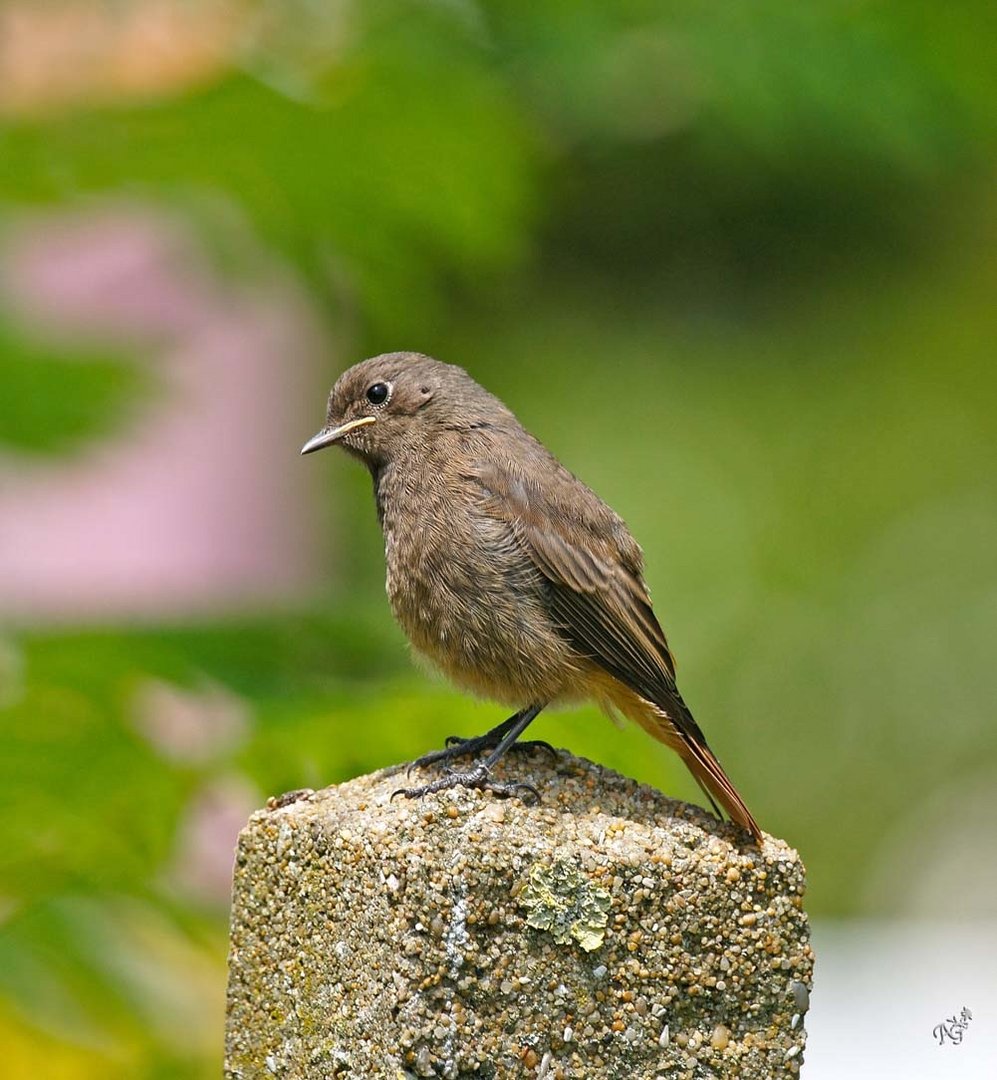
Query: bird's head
xmin=301 ymin=352 xmax=511 ymax=469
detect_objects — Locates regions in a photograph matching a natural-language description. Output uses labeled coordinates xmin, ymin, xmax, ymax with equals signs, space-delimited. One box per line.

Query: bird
xmin=301 ymin=352 xmax=762 ymax=843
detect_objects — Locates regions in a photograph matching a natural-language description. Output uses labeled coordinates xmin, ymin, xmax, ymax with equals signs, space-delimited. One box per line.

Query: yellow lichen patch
xmin=519 ymin=857 xmax=612 ymax=952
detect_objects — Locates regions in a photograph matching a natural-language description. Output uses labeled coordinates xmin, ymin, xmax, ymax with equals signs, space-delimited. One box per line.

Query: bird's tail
xmin=671 ymin=724 xmax=763 ymax=844
xmin=604 ymin=684 xmax=763 ymax=844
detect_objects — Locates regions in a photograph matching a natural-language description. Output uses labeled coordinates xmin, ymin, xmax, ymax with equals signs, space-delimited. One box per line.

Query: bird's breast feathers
xmin=378 ymin=473 xmax=578 ymax=703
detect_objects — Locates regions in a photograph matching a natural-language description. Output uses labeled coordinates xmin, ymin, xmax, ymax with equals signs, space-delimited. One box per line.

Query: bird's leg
xmin=394 ymin=703 xmax=548 ymax=802
xmin=407 ymin=705 xmax=556 ymax=775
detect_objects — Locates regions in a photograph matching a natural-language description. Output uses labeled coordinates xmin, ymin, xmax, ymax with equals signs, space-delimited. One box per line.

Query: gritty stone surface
xmin=225 ymin=752 xmax=813 ymax=1079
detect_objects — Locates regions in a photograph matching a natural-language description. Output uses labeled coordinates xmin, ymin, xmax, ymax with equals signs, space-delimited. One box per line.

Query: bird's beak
xmin=300 ymin=415 xmax=376 ymax=455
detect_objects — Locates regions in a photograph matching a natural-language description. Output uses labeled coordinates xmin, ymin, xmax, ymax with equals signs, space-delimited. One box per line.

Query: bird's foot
xmin=392 ymin=764 xmax=540 ymax=805
xmin=447 ymin=732 xmax=558 ymax=761
xmin=408 ymin=733 xmax=556 ymax=776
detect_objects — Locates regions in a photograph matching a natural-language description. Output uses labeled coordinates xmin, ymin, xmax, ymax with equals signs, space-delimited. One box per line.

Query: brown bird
xmin=302 ymin=352 xmax=762 ymax=842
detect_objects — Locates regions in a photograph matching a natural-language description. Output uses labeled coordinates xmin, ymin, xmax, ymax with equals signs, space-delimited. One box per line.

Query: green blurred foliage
xmin=1 ymin=0 xmax=996 ymax=1073
xmin=1 ymin=9 xmax=536 ymax=339
xmin=0 ymin=323 xmax=144 ymax=454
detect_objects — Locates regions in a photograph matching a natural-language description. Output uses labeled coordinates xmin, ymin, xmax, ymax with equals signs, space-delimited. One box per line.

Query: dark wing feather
xmin=472 ymin=457 xmax=705 ymax=742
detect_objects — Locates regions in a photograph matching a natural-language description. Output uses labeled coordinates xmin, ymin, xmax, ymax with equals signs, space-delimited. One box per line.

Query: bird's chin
xmin=341 ymin=437 xmax=366 ymax=457
xmin=342 ymin=436 xmax=380 ymax=470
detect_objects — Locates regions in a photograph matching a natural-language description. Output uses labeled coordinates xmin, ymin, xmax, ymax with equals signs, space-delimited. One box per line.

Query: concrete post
xmin=226 ymin=753 xmax=812 ymax=1079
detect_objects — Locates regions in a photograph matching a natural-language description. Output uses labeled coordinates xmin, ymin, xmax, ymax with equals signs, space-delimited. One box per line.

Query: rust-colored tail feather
xmin=607 ymin=685 xmax=763 ymax=843
xmin=675 ymin=734 xmax=762 ymax=844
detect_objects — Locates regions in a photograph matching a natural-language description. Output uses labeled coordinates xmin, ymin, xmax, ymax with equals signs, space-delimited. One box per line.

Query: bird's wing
xmin=471 ymin=456 xmax=689 ymax=721
xmin=470 ymin=453 xmax=762 ymax=843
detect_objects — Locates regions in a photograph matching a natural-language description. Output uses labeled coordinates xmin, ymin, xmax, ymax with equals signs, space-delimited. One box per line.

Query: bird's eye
xmin=366 ymin=382 xmax=390 ymax=406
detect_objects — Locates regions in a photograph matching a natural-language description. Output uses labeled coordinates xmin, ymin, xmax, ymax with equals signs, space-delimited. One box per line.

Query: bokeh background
xmin=1 ymin=2 xmax=995 ymax=1076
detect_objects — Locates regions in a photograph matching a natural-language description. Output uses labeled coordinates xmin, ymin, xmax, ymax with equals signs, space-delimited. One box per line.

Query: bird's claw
xmin=391 ymin=764 xmax=541 ymax=805
xmin=505 ymin=780 xmax=542 ymax=803
xmin=406 ymin=735 xmax=558 ymax=777
xmin=512 ymin=738 xmax=559 ymax=764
